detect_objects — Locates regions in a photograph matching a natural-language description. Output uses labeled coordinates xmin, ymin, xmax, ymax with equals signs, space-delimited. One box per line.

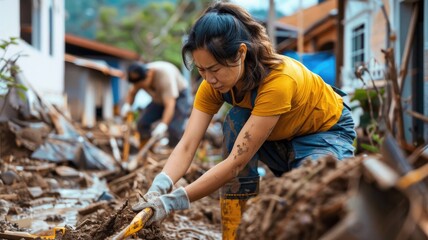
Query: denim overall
xmin=137 ymin=90 xmax=191 ymax=146
xmin=220 ymin=86 xmax=356 ymax=199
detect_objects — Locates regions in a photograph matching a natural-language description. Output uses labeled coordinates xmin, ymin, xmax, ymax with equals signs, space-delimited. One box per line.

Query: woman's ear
xmin=239 ymin=43 xmax=247 ymax=62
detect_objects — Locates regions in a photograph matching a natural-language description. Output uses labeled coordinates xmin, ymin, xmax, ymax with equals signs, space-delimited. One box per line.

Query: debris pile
xmin=0 ymin=120 xmax=222 ymax=239
xmin=1 ymin=78 xmax=427 ymax=239
xmin=239 ymin=156 xmax=363 ymax=240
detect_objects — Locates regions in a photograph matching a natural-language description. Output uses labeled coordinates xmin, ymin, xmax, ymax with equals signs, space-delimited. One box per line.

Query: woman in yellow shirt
xmin=132 ymin=2 xmax=356 ymax=239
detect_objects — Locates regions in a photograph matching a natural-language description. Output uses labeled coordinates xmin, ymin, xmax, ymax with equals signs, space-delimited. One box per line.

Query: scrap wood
xmin=0 ymin=194 xmax=18 ymax=201
xmin=16 ymin=73 xmax=118 ymax=171
xmin=99 ymin=123 xmax=123 ymax=169
xmin=78 ymin=201 xmax=108 ymax=215
xmin=108 ymin=157 xmax=163 ymax=187
xmin=126 ymin=135 xmax=161 ymax=172
xmin=384 ymin=1 xmax=419 ymax=149
xmin=122 ymin=113 xmax=133 ymax=162
xmin=22 ymin=163 xmax=56 ymax=173
xmin=240 ymin=156 xmax=364 ymax=240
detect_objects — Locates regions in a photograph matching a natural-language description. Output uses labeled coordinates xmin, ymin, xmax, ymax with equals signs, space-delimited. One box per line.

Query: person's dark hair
xmin=182 ymin=2 xmax=282 ymax=92
xmin=127 ymin=62 xmax=149 ymax=84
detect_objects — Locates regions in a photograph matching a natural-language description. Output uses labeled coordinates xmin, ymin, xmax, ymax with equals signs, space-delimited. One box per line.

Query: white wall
xmin=342 ymin=0 xmax=371 ymax=93
xmin=0 ymin=0 xmax=20 ymax=38
xmin=0 ymin=0 xmax=65 ymax=106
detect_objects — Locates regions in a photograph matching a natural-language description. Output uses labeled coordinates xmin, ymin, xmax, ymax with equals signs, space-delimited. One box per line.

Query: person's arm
xmin=126 ymin=85 xmax=140 ymax=105
xmin=121 ymin=85 xmax=140 ymax=117
xmin=162 ymin=108 xmax=213 ymax=183
xmin=160 ymin=96 xmax=176 ymax=125
xmin=185 ymin=114 xmax=280 ymax=202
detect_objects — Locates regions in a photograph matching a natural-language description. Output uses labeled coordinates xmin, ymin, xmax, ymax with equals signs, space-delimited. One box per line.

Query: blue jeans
xmin=220 ymin=105 xmax=356 ymax=199
xmin=137 ymin=90 xmax=191 ymax=146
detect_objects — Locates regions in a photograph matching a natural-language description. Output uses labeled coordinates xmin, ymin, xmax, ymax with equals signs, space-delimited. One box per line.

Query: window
xmin=49 ymin=0 xmax=54 ymax=55
xmin=351 ymin=24 xmax=365 ymax=68
xmin=20 ymin=0 xmax=41 ymax=50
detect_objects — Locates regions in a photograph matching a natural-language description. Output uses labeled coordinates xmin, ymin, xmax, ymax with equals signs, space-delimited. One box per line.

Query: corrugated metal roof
xmin=65 ymin=54 xmax=124 ymax=78
xmin=65 ymin=34 xmax=140 ymax=61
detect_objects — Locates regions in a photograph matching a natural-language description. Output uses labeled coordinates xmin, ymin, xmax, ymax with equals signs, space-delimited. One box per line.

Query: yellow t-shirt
xmin=194 ymin=56 xmax=343 ymax=141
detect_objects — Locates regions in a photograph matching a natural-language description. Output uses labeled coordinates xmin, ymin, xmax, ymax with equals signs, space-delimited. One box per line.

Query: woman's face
xmin=192 ymin=48 xmax=245 ymax=93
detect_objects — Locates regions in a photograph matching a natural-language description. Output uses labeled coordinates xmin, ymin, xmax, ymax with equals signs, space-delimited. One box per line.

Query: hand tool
xmin=111 ymin=207 xmax=153 ymax=240
xmin=122 ymin=112 xmax=134 ymax=162
xmin=126 ymin=135 xmax=161 ymax=171
xmin=0 ymin=227 xmax=65 ymax=240
xmin=99 ymin=123 xmax=125 ymax=171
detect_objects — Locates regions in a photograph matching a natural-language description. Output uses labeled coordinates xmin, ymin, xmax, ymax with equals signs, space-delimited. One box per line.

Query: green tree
xmin=96 ymin=0 xmax=211 ymax=67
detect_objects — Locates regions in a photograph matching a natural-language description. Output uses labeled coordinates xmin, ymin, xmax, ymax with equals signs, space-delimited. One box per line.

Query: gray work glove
xmin=146 ymin=172 xmax=173 ymax=197
xmin=120 ymin=103 xmax=132 ymax=118
xmin=132 ymin=187 xmax=190 ymax=226
xmin=133 ymin=172 xmax=174 ymax=214
xmin=151 ymin=122 xmax=168 ymax=138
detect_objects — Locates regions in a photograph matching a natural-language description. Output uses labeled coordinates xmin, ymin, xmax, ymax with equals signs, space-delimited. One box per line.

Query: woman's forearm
xmin=184 ymin=114 xmax=279 ymax=202
xmin=184 ymin=159 xmax=236 ymax=202
xmin=162 ymin=139 xmax=198 ymax=183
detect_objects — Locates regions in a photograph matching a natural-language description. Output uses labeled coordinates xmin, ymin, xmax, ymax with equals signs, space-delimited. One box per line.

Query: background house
xmin=339 ymin=0 xmax=389 ymax=92
xmin=65 ymin=34 xmax=140 ymax=125
xmin=0 ymin=0 xmax=65 ymax=120
xmin=339 ymin=0 xmax=427 ymax=144
xmin=64 ymin=54 xmax=123 ymax=128
xmin=277 ymin=0 xmax=337 ymax=53
xmin=277 ymin=0 xmax=338 ymax=86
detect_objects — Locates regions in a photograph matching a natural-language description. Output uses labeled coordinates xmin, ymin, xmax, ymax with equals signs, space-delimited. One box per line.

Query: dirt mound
xmin=239 ymin=156 xmax=363 ymax=240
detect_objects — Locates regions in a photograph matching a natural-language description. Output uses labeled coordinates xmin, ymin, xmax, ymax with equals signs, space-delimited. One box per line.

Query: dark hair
xmin=182 ymin=2 xmax=282 ymax=92
xmin=127 ymin=62 xmax=148 ymax=84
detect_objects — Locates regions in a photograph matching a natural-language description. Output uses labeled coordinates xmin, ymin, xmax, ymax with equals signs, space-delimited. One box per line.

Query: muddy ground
xmin=0 ymin=121 xmax=223 ymax=239
xmin=1 ymin=119 xmax=426 ymax=239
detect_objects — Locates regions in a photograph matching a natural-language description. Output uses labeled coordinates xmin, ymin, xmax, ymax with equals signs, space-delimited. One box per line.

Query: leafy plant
xmin=0 ymin=37 xmax=27 ymax=114
xmin=351 ymin=65 xmax=388 ymax=153
xmin=351 ymin=88 xmax=385 ymax=129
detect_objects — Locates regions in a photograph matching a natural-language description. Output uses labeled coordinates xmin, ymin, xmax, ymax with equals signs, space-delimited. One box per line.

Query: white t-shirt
xmin=145 ymin=61 xmax=188 ymax=104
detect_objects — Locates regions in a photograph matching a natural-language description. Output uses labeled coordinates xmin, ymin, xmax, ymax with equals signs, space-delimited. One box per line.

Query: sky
xmin=230 ymin=0 xmax=319 ymax=16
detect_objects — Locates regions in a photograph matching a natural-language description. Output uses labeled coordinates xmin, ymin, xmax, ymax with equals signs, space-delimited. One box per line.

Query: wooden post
xmin=297 ymin=0 xmax=304 ymax=62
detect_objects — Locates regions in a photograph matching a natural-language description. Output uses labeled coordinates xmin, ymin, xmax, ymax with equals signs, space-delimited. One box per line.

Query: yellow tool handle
xmin=122 ymin=112 xmax=134 ymax=162
xmin=0 ymin=227 xmax=66 ymax=240
xmin=40 ymin=227 xmax=66 ymax=239
xmin=397 ymin=163 xmax=428 ymax=189
xmin=112 ymin=208 xmax=153 ymax=240
xmin=0 ymin=231 xmax=37 ymax=240
xmin=125 ymin=208 xmax=153 ymax=236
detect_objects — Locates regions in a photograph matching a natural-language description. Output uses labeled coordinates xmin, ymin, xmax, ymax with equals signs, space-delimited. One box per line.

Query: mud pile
xmin=0 ymin=121 xmax=221 ymax=239
xmin=239 ymin=156 xmax=363 ymax=240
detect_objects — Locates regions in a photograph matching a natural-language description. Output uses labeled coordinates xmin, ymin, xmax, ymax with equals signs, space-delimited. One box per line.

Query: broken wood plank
xmin=78 ymin=201 xmax=108 ymax=215
xmin=0 ymin=194 xmax=18 ymax=201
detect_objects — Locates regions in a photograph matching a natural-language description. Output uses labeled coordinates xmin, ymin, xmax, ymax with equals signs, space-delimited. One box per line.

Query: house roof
xmin=65 ymin=54 xmax=124 ymax=78
xmin=65 ymin=34 xmax=140 ymax=61
xmin=276 ymin=0 xmax=338 ymax=52
xmin=277 ymin=0 xmax=337 ymax=30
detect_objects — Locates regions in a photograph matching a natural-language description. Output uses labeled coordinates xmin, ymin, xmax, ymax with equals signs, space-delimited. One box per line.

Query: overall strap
xmin=250 ymin=87 xmax=257 ymax=108
xmin=222 ymin=87 xmax=259 ymax=109
xmin=330 ymin=85 xmax=352 ymax=111
xmin=222 ymin=91 xmax=233 ymax=105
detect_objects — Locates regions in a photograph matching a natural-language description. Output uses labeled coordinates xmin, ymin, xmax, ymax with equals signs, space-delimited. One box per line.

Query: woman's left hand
xmin=132 ymin=187 xmax=190 ymax=226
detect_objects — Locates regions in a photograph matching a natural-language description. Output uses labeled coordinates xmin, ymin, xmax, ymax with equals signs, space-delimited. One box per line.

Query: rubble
xmin=0 ymin=118 xmax=222 ymax=239
xmin=0 ymin=79 xmax=427 ymax=239
xmin=239 ymin=156 xmax=363 ymax=240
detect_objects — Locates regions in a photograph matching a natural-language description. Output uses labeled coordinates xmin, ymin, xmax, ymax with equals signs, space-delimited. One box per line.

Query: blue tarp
xmin=283 ymin=51 xmax=336 ymax=86
xmin=106 ymin=60 xmax=121 ymax=105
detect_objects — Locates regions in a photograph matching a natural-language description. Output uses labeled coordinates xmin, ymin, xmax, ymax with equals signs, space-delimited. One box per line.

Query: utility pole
xmin=267 ymin=0 xmax=277 ymax=50
xmin=297 ymin=0 xmax=304 ymax=62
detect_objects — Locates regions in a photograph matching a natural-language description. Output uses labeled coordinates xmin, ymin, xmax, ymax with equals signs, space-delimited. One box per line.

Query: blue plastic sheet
xmin=283 ymin=51 xmax=336 ymax=86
